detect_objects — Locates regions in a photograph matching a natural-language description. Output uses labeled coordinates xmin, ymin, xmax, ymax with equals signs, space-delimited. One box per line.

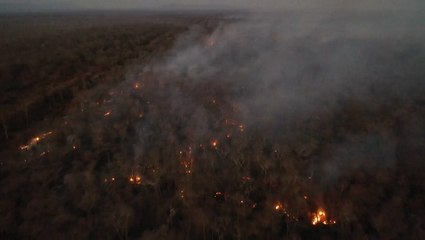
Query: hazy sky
xmin=1 ymin=0 xmax=424 ymax=11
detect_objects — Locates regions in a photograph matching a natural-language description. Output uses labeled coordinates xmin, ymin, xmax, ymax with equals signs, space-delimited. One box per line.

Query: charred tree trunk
xmin=2 ymin=120 xmax=8 ymax=140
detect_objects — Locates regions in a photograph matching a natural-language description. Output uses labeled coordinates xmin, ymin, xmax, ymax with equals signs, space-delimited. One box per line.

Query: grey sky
xmin=1 ymin=0 xmax=424 ymax=11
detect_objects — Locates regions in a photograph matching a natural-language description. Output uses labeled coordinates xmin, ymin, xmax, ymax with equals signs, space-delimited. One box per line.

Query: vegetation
xmin=0 ymin=11 xmax=424 ymax=240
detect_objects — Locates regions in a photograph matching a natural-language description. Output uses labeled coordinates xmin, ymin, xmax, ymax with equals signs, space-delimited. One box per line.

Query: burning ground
xmin=1 ymin=11 xmax=425 ymax=239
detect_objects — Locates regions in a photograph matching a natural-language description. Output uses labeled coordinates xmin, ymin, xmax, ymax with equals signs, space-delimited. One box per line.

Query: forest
xmin=0 ymin=10 xmax=424 ymax=239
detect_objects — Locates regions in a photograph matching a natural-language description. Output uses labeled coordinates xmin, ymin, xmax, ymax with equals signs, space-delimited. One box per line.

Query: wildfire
xmin=275 ymin=202 xmax=283 ymax=210
xmin=129 ymin=175 xmax=142 ymax=185
xmin=211 ymin=139 xmax=219 ymax=149
xmin=311 ymin=208 xmax=336 ymax=226
xmin=224 ymin=119 xmax=246 ymax=133
xmin=179 ymin=147 xmax=194 ymax=174
xmin=104 ymin=111 xmax=112 ymax=117
xmin=133 ymin=82 xmax=142 ymax=89
xmin=104 ymin=177 xmax=116 ymax=183
xmin=19 ymin=131 xmax=53 ymax=151
xmin=274 ymin=202 xmax=299 ymax=221
xmin=214 ymin=192 xmax=224 ymax=200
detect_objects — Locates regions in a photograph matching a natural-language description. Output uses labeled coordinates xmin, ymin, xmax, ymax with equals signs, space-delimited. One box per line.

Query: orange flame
xmin=19 ymin=131 xmax=53 ymax=151
xmin=311 ymin=208 xmax=336 ymax=225
xmin=211 ymin=139 xmax=219 ymax=149
xmin=129 ymin=175 xmax=142 ymax=185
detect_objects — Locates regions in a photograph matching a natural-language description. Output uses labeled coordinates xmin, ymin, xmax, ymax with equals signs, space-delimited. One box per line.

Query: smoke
xmin=147 ymin=10 xmax=424 ymax=123
xmin=122 ymin=9 xmax=425 ymax=186
xmin=5 ymin=8 xmax=424 ymax=238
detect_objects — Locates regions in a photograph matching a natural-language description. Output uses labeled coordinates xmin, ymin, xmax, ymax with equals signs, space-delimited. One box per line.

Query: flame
xmin=311 ymin=208 xmax=336 ymax=226
xmin=179 ymin=147 xmax=194 ymax=174
xmin=214 ymin=192 xmax=223 ymax=199
xmin=19 ymin=131 xmax=53 ymax=151
xmin=104 ymin=111 xmax=112 ymax=117
xmin=275 ymin=203 xmax=282 ymax=210
xmin=129 ymin=175 xmax=142 ymax=185
xmin=104 ymin=177 xmax=116 ymax=183
xmin=211 ymin=139 xmax=219 ymax=149
xmin=274 ymin=202 xmax=299 ymax=221
xmin=133 ymin=82 xmax=142 ymax=89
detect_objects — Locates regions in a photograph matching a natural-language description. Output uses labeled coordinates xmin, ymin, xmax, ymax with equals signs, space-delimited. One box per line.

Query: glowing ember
xmin=133 ymin=82 xmax=142 ymax=89
xmin=242 ymin=176 xmax=252 ymax=181
xmin=274 ymin=202 xmax=286 ymax=212
xmin=104 ymin=111 xmax=112 ymax=117
xmin=211 ymin=139 xmax=219 ymax=149
xmin=274 ymin=202 xmax=299 ymax=221
xmin=104 ymin=177 xmax=116 ymax=183
xmin=129 ymin=175 xmax=142 ymax=185
xmin=311 ymin=208 xmax=336 ymax=226
xmin=19 ymin=131 xmax=53 ymax=151
xmin=179 ymin=147 xmax=194 ymax=174
xmin=214 ymin=192 xmax=223 ymax=198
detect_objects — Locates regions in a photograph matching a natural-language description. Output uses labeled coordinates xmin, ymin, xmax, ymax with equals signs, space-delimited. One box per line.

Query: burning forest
xmin=0 ymin=9 xmax=425 ymax=240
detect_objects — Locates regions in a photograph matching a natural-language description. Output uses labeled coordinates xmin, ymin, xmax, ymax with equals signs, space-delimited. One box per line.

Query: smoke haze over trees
xmin=0 ymin=5 xmax=424 ymax=240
